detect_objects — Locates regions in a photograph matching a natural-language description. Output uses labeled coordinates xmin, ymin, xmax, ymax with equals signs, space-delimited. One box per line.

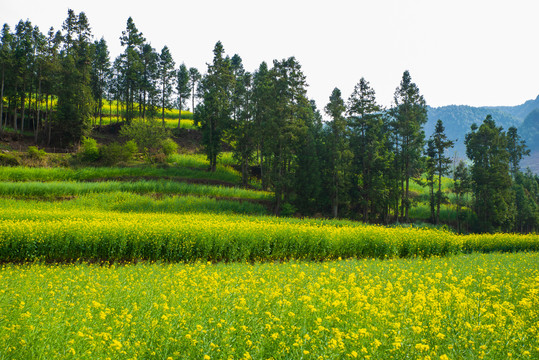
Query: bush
xmin=27 ymin=146 xmax=47 ymax=160
xmin=120 ymin=120 xmax=170 ymax=151
xmin=160 ymin=138 xmax=178 ymax=156
xmin=0 ymin=152 xmax=21 ymax=166
xmin=79 ymin=137 xmax=101 ymax=162
xmin=100 ymin=140 xmax=138 ymax=165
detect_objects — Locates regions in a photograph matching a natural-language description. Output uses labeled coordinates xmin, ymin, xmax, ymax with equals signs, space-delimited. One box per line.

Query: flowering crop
xmin=0 ymin=253 xmax=537 ymax=359
xmin=0 ymin=199 xmax=537 ymax=263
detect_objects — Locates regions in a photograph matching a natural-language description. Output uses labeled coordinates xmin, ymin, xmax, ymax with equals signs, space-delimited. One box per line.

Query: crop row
xmin=0 ymin=180 xmax=272 ymax=201
xmin=0 ymin=253 xmax=537 ymax=359
xmin=0 ymin=206 xmax=536 ymax=262
xmin=0 ymin=164 xmax=242 ymax=185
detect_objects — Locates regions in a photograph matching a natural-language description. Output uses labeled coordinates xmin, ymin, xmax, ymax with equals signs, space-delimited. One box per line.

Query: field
xmin=0 ymin=151 xmax=538 ymax=359
xmin=0 ymin=253 xmax=537 ymax=359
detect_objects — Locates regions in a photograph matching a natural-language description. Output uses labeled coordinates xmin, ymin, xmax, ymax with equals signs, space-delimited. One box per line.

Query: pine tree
xmin=0 ymin=24 xmax=13 ymax=131
xmin=325 ymin=87 xmax=352 ymax=218
xmin=347 ymin=78 xmax=387 ymax=222
xmin=392 ymin=70 xmax=428 ymax=222
xmin=199 ymin=41 xmax=234 ymax=172
xmin=432 ymin=119 xmax=454 ymax=224
xmin=506 ymin=127 xmax=530 ymax=178
xmin=176 ymin=63 xmax=190 ymax=128
xmin=465 ymin=115 xmax=515 ymax=232
xmin=119 ymin=17 xmax=145 ymax=123
xmin=452 ymin=160 xmax=471 ymax=233
xmin=157 ymin=45 xmax=175 ymax=126
xmin=90 ymin=37 xmax=110 ymax=126
xmin=188 ymin=67 xmax=201 ymax=114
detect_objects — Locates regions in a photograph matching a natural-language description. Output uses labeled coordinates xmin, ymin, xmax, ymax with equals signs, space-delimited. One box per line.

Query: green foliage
xmin=79 ymin=137 xmax=100 ymax=162
xmin=160 ymin=138 xmax=178 ymax=156
xmin=100 ymin=141 xmax=137 ymax=165
xmin=0 ymin=152 xmax=21 ymax=166
xmin=26 ymin=146 xmax=47 ymax=160
xmin=466 ymin=115 xmax=515 ymax=232
xmin=119 ymin=119 xmax=170 ymax=152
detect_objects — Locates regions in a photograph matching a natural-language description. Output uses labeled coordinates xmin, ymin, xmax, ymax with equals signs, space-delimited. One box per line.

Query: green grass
xmin=0 ymin=164 xmax=243 ymax=185
xmin=0 ymin=180 xmax=272 ymax=201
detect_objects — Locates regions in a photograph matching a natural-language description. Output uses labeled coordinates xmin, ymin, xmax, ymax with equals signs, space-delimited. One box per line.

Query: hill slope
xmin=426 ymin=95 xmax=539 ymax=172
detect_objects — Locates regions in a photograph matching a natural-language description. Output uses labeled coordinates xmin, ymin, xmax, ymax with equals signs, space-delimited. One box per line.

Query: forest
xmin=0 ymin=10 xmax=538 ymax=234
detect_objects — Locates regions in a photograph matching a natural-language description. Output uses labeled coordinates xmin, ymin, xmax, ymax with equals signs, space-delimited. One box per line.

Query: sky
xmin=2 ymin=0 xmax=539 ymax=112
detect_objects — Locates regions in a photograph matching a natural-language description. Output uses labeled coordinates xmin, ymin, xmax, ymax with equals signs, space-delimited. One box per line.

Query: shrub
xmin=79 ymin=137 xmax=100 ymax=162
xmin=120 ymin=120 xmax=170 ymax=151
xmin=160 ymin=138 xmax=178 ymax=156
xmin=0 ymin=152 xmax=21 ymax=166
xmin=27 ymin=146 xmax=47 ymax=160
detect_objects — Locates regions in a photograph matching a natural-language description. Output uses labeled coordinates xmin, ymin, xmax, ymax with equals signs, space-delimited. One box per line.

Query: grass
xmin=0 ymin=252 xmax=537 ymax=359
xmin=0 ymin=164 xmax=243 ymax=185
xmin=0 ymin=180 xmax=272 ymax=201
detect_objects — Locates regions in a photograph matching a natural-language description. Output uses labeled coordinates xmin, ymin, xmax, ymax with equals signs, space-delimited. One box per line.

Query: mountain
xmin=426 ymin=95 xmax=539 ymax=173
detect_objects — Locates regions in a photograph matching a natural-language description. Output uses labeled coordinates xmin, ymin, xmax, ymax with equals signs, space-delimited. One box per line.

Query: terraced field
xmin=0 ymin=154 xmax=537 ymax=359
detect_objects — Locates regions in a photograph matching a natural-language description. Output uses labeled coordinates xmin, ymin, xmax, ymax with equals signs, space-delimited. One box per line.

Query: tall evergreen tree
xmin=432 ymin=119 xmax=454 ymax=224
xmin=188 ymin=67 xmax=201 ymax=114
xmin=176 ymin=63 xmax=190 ymax=128
xmin=506 ymin=126 xmax=530 ymax=179
xmin=90 ymin=37 xmax=110 ymax=126
xmin=252 ymin=61 xmax=274 ymax=190
xmin=465 ymin=115 xmax=515 ymax=232
xmin=392 ymin=70 xmax=428 ymax=222
xmin=198 ymin=41 xmax=234 ymax=172
xmin=157 ymin=45 xmax=175 ymax=126
xmin=452 ymin=160 xmax=471 ymax=233
xmin=119 ymin=17 xmax=145 ymax=122
xmin=0 ymin=24 xmax=13 ymax=131
xmin=347 ymin=78 xmax=387 ymax=222
xmin=267 ymin=57 xmax=310 ymax=215
xmin=325 ymin=87 xmax=352 ymax=218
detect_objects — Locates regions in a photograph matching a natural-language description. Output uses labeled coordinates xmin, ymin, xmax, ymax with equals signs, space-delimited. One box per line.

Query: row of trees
xmin=0 ymin=11 xmax=202 ymax=145
xmin=0 ymin=11 xmax=536 ymax=233
xmin=195 ymin=41 xmax=538 ymax=233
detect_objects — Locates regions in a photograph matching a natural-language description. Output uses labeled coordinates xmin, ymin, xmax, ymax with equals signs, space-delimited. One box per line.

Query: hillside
xmin=426 ymin=95 xmax=539 ymax=172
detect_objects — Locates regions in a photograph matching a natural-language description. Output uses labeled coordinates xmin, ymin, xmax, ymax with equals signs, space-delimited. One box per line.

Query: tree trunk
xmin=177 ymin=94 xmax=182 ymax=128
xmin=13 ymin=87 xmax=18 ymax=132
xmin=0 ymin=65 xmax=4 ymax=132
xmin=35 ymin=77 xmax=42 ymax=143
xmin=436 ymin=173 xmax=442 ymax=225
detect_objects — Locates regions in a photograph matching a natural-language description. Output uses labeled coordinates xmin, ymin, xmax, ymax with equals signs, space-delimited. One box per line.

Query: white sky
xmin=2 ymin=0 xmax=539 ymax=111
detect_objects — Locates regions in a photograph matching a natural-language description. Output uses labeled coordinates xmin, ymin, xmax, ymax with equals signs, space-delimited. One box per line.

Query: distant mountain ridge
xmin=426 ymin=95 xmax=539 ymax=172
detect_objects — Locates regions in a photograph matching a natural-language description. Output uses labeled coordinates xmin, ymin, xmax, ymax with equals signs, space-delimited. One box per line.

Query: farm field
xmin=0 ymin=154 xmax=537 ymax=359
xmin=0 ymin=253 xmax=537 ymax=359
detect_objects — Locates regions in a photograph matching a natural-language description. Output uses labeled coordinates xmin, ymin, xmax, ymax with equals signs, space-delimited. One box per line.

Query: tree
xmin=228 ymin=55 xmax=254 ymax=186
xmin=52 ymin=10 xmax=94 ymax=146
xmin=119 ymin=17 xmax=145 ymax=123
xmin=465 ymin=115 xmax=515 ymax=232
xmin=157 ymin=45 xmax=175 ymax=126
xmin=176 ymin=63 xmax=190 ymax=128
xmin=0 ymin=24 xmax=13 ymax=131
xmin=392 ymin=71 xmax=428 ymax=222
xmin=506 ymin=126 xmax=530 ymax=178
xmin=325 ymin=87 xmax=352 ymax=218
xmin=347 ymin=78 xmax=388 ymax=222
xmin=425 ymin=139 xmax=437 ymax=223
xmin=188 ymin=67 xmax=201 ymax=115
xmin=139 ymin=43 xmax=159 ymax=120
xmin=431 ymin=119 xmax=454 ymax=224
xmin=252 ymin=61 xmax=273 ymax=190
xmin=90 ymin=37 xmax=110 ymax=126
xmin=452 ymin=160 xmax=471 ymax=233
xmin=198 ymin=41 xmax=234 ymax=172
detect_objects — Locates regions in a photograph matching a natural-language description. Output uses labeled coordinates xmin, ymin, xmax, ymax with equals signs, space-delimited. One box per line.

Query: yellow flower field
xmin=0 ymin=252 xmax=537 ymax=359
